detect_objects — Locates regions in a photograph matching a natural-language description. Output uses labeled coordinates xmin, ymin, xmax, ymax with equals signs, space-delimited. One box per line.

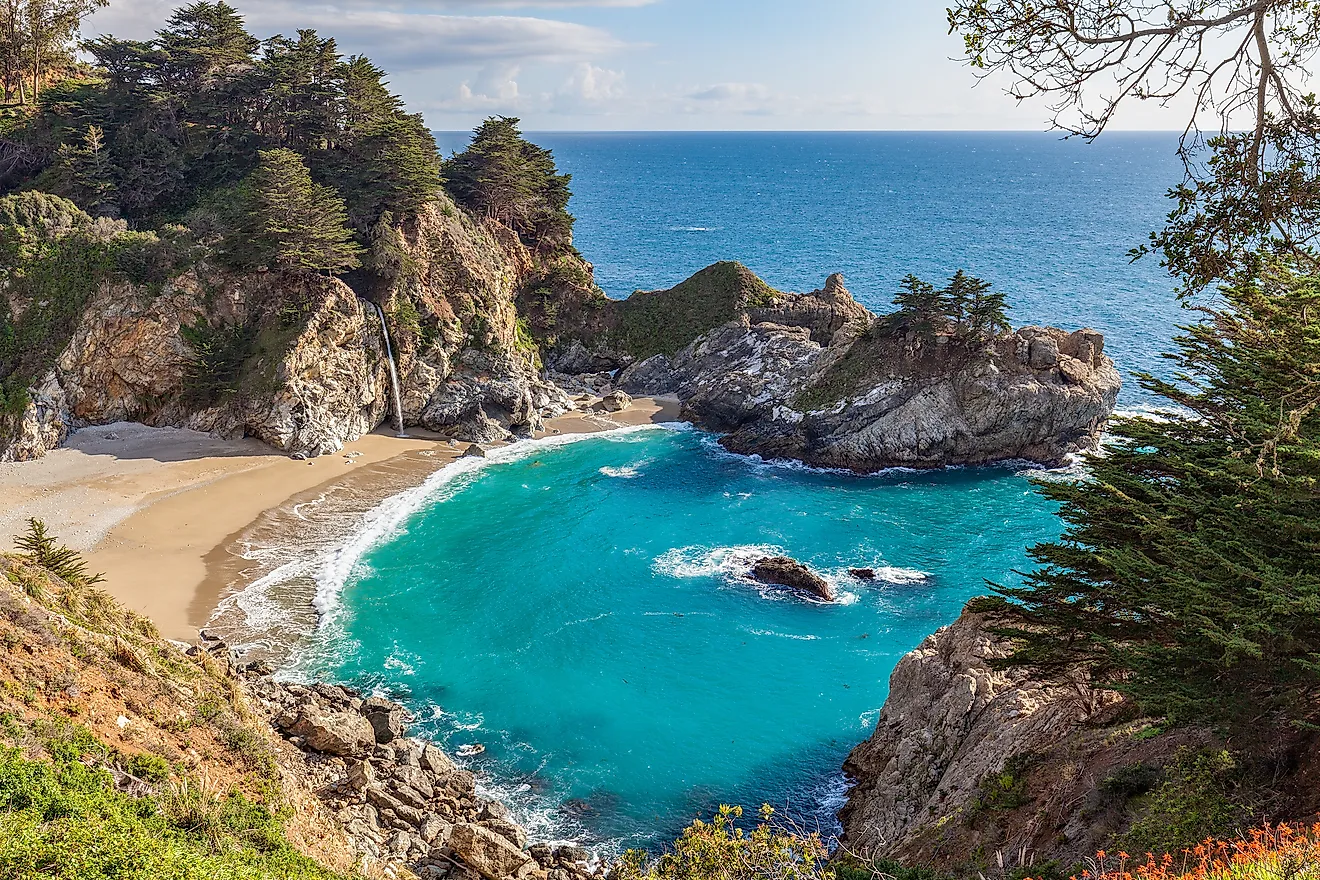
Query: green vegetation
xmin=443 ymin=116 xmax=574 ymax=252
xmin=616 ymin=805 xmax=833 ymax=880
xmin=949 ymin=1 xmax=1320 ymax=733
xmin=0 ymin=743 xmax=350 ymax=879
xmin=2 ymin=1 xmax=440 ymax=240
xmin=614 ymin=261 xmax=779 ymax=359
xmin=971 ymin=261 xmax=1320 ymax=726
xmin=1117 ymin=750 xmax=1244 ymax=857
xmin=0 ymin=0 xmax=107 ymax=106
xmin=0 ymin=192 xmax=142 ymax=421
xmin=13 ymin=518 xmax=102 ymax=586
xmin=219 ymin=148 xmax=362 ymax=274
xmin=889 ymin=271 xmax=1010 ymax=340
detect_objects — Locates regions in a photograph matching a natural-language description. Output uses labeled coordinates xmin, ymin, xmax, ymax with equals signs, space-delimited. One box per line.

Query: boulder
xmin=750 ymin=556 xmax=835 ymax=602
xmin=462 ymin=443 xmax=489 ymax=458
xmin=449 ymin=822 xmax=536 ymax=880
xmin=362 ymin=696 xmax=410 ymax=744
xmin=600 ymin=390 xmax=632 ymax=413
xmin=849 ymin=568 xmax=877 ymax=580
xmin=346 ymin=758 xmax=376 ymax=791
xmin=479 ymin=816 xmax=528 ymax=849
xmin=420 ymin=743 xmax=459 ymax=777
xmin=284 ymin=707 xmax=376 ymax=757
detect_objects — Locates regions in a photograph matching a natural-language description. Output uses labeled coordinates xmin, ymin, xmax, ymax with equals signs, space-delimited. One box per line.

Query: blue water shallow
xmin=293 ymin=132 xmax=1189 ymax=849
xmin=300 ymin=429 xmax=1066 ymax=850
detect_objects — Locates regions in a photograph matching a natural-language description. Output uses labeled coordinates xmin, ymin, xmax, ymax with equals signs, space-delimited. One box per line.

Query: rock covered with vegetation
xmin=0 ymin=6 xmax=587 ymax=460
xmin=525 ymin=263 xmax=1120 ymax=471
xmin=838 ymin=611 xmax=1320 ymax=876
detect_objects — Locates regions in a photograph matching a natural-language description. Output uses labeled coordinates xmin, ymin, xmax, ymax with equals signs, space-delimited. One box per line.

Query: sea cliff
xmin=1 ymin=196 xmax=573 ymax=462
xmin=525 ymin=262 xmax=1121 ymax=471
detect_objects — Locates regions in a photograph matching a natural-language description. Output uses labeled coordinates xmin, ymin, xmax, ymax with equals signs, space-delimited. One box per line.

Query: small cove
xmin=287 ymin=426 xmax=1066 ymax=851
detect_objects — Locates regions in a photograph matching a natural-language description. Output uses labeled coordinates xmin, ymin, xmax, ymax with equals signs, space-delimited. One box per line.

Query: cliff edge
xmin=525 ymin=263 xmax=1121 ymax=471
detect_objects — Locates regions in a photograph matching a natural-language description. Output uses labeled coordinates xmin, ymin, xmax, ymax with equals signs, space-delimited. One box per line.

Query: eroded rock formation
xmin=527 ymin=264 xmax=1122 ymax=472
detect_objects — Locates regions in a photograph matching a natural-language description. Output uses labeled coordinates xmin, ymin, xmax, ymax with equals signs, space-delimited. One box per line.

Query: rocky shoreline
xmin=196 ymin=632 xmax=602 ymax=880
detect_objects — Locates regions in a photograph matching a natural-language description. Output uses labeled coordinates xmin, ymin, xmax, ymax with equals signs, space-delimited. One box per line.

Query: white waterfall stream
xmin=370 ymin=301 xmax=406 ymax=434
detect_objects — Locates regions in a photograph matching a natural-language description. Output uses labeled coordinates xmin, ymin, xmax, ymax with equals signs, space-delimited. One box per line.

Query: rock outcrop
xmin=243 ymin=665 xmax=603 ymax=880
xmin=834 ymin=612 xmax=1258 ymax=873
xmin=527 ymin=263 xmax=1121 ymax=472
xmin=750 ymin=556 xmax=835 ymax=601
xmin=1 ymin=197 xmax=580 ymax=462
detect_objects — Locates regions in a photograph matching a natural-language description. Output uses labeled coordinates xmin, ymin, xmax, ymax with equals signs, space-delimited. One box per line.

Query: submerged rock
xmin=849 ymin=568 xmax=877 ymax=580
xmin=750 ymin=556 xmax=835 ymax=602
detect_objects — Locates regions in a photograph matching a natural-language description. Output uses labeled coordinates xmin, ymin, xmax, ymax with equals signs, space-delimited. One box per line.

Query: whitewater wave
xmin=213 ymin=423 xmax=675 ymax=668
xmin=668 ymin=225 xmax=719 ymax=232
xmin=653 ymin=544 xmax=783 ymax=579
xmin=599 ymin=465 xmax=641 ymax=478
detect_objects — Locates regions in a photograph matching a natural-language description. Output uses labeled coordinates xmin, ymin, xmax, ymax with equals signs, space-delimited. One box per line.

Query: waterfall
xmin=370 ymin=301 xmax=406 ymax=434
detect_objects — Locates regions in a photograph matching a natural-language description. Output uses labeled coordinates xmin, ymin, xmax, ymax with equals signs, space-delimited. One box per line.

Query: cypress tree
xmin=974 ymin=261 xmax=1320 ymax=727
xmin=228 ymin=147 xmax=362 ymax=273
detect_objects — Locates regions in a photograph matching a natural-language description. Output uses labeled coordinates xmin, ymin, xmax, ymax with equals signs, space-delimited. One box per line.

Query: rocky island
xmin=524 ymin=263 xmax=1121 ymax=472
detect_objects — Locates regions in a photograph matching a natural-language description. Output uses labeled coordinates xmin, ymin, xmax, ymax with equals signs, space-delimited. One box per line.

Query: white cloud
xmin=246 ymin=7 xmax=625 ymax=70
xmin=84 ymin=2 xmax=627 ymax=72
xmin=560 ymin=63 xmax=625 ymax=102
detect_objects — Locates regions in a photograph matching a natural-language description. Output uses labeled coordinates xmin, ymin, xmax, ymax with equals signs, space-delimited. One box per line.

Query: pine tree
xmin=443 ymin=116 xmax=575 ymax=251
xmin=891 ymin=274 xmax=948 ymax=336
xmin=229 ymin=147 xmax=362 ymax=273
xmin=965 ymin=277 xmax=1010 ymax=340
xmin=974 ymin=261 xmax=1320 ymax=727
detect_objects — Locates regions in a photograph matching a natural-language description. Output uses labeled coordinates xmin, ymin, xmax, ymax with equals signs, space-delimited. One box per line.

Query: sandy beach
xmin=0 ymin=396 xmax=680 ymax=641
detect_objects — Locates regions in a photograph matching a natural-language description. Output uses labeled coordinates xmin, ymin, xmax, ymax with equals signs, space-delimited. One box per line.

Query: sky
xmin=83 ymin=0 xmax=1188 ymax=132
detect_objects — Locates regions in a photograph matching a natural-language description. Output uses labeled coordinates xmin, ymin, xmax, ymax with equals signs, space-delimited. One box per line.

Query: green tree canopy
xmin=443 ymin=115 xmax=574 ymax=252
xmin=890 ymin=271 xmax=1010 ymax=341
xmin=975 ymin=261 xmax=1320 ymax=727
xmin=225 ymin=147 xmax=361 ymax=274
xmin=3 ymin=2 xmax=441 ymax=246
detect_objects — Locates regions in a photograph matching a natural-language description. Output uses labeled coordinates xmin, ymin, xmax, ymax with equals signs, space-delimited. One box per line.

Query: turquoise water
xmin=300 ymin=428 xmax=1066 ymax=849
xmin=279 ymin=133 xmax=1188 ymax=849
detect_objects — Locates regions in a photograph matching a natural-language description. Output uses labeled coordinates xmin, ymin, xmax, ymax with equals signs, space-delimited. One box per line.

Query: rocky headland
xmin=523 ymin=262 xmax=1121 ymax=472
xmin=1 ymin=196 xmax=575 ymax=462
xmin=836 ymin=612 xmax=1320 ymax=875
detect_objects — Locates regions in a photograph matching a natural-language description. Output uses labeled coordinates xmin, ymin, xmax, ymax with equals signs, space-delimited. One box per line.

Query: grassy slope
xmin=0 ymin=554 xmax=361 ymax=880
xmin=613 ymin=261 xmax=780 ymax=359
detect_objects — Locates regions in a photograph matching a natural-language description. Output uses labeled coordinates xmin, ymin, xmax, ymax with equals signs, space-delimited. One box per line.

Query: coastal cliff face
xmin=0 ymin=197 xmax=577 ymax=462
xmin=833 ymin=613 xmax=1320 ymax=875
xmin=529 ymin=263 xmax=1122 ymax=471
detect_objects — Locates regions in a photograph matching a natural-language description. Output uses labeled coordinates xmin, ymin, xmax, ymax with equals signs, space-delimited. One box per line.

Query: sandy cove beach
xmin=0 ymin=396 xmax=680 ymax=641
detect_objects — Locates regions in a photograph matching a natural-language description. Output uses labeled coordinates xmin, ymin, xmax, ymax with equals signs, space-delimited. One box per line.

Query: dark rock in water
xmin=461 ymin=443 xmax=488 ymax=458
xmin=750 ymin=556 xmax=836 ymax=602
xmin=849 ymin=568 xmax=877 ymax=580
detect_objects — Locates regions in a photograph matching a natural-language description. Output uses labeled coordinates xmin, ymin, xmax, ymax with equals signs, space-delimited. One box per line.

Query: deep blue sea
xmin=278 ymin=133 xmax=1187 ymax=851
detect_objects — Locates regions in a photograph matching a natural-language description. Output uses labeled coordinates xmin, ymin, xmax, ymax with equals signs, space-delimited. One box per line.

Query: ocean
xmin=257 ymin=133 xmax=1187 ymax=851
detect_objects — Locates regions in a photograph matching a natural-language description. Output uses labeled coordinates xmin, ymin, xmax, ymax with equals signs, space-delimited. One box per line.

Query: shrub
xmin=1119 ymin=750 xmax=1244 ymax=857
xmin=13 ymin=519 xmax=104 ymax=587
xmin=1070 ymin=824 xmax=1320 ymax=880
xmin=615 ymin=805 xmax=833 ymax=880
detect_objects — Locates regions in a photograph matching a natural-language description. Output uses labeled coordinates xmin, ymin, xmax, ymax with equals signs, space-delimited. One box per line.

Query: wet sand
xmin=0 ymin=397 xmax=680 ymax=641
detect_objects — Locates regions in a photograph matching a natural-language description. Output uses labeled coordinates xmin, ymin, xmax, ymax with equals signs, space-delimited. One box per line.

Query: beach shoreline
xmin=0 ymin=396 xmax=680 ymax=642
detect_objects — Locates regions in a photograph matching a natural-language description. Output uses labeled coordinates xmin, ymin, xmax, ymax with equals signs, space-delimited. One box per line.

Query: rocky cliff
xmin=0 ymin=196 xmax=576 ymax=462
xmin=836 ymin=612 xmax=1320 ymax=875
xmin=527 ymin=263 xmax=1121 ymax=471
